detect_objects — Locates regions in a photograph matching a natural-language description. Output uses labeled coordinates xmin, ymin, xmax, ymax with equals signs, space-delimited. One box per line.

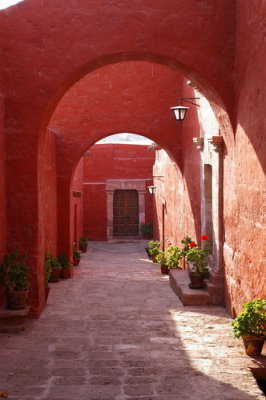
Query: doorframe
xmin=106 ymin=179 xmax=146 ymax=241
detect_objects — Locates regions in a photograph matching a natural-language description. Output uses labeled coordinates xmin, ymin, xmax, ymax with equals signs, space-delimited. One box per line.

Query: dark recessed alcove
xmin=251 ymin=368 xmax=266 ymax=397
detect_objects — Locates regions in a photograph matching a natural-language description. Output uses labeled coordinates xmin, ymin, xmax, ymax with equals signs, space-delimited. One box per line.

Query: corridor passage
xmin=0 ymin=242 xmax=264 ymax=400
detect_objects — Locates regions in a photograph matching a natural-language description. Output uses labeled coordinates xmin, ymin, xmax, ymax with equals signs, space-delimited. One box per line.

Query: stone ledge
xmin=169 ymin=269 xmax=211 ymax=306
xmin=0 ymin=307 xmax=30 ymax=333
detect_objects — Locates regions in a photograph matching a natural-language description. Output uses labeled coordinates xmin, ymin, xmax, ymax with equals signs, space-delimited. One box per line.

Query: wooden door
xmin=113 ymin=190 xmax=139 ymax=236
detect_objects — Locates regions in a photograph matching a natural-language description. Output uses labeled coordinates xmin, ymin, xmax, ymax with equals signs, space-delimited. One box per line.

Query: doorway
xmin=113 ymin=190 xmax=139 ymax=236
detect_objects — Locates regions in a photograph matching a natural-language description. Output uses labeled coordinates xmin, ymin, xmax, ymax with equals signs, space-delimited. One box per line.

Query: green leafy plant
xmin=79 ymin=236 xmax=88 ymax=246
xmin=147 ymin=240 xmax=161 ymax=256
xmin=155 ymin=251 xmax=167 ymax=266
xmin=165 ymin=245 xmax=182 ymax=269
xmin=140 ymin=221 xmax=153 ymax=235
xmin=45 ymin=251 xmax=61 ymax=268
xmin=185 ymin=235 xmax=210 ymax=273
xmin=180 ymin=236 xmax=193 ymax=258
xmin=57 ymin=254 xmax=71 ymax=269
xmin=232 ymin=299 xmax=266 ymax=338
xmin=0 ymin=250 xmax=30 ymax=291
xmin=44 ymin=255 xmax=52 ymax=288
xmin=73 ymin=245 xmax=81 ymax=260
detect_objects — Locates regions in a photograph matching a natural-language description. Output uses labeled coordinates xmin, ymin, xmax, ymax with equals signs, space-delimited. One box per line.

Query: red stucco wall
xmin=223 ymin=1 xmax=266 ymax=315
xmin=40 ymin=131 xmax=58 ymax=256
xmin=0 ymin=94 xmax=6 ymax=259
xmin=0 ymin=0 xmax=264 ymax=316
xmin=153 ymin=89 xmax=201 ymax=250
xmin=82 ymin=144 xmax=154 ymax=240
xmin=0 ymin=94 xmax=6 ymax=306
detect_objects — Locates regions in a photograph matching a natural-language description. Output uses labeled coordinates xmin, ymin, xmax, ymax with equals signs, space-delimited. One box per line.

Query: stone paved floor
xmin=0 ymin=241 xmax=265 ymax=400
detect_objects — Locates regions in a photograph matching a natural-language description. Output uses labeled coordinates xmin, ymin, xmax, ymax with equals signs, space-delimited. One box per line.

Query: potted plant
xmin=46 ymin=251 xmax=62 ymax=283
xmin=147 ymin=240 xmax=161 ymax=262
xmin=44 ymin=254 xmax=52 ymax=303
xmin=58 ymin=254 xmax=71 ymax=279
xmin=0 ymin=250 xmax=30 ymax=310
xmin=155 ymin=251 xmax=169 ymax=275
xmin=165 ymin=244 xmax=182 ymax=270
xmin=180 ymin=236 xmax=193 ymax=269
xmin=232 ymin=298 xmax=266 ymax=356
xmin=140 ymin=221 xmax=153 ymax=239
xmin=79 ymin=236 xmax=89 ymax=252
xmin=185 ymin=235 xmax=210 ymax=289
xmin=73 ymin=245 xmax=81 ymax=266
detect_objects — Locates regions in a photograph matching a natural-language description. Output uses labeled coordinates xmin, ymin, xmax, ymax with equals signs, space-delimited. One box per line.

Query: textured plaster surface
xmin=0 ymin=95 xmax=6 ymax=306
xmin=223 ymin=0 xmax=266 ymax=314
xmin=153 ymin=148 xmax=201 ymax=248
xmin=0 ymin=242 xmax=265 ymax=400
xmin=0 ymin=0 xmax=264 ymax=321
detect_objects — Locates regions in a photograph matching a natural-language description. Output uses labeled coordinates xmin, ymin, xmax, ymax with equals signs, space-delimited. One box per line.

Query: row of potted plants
xmin=146 ymin=239 xmax=266 ymax=356
xmin=146 ymin=235 xmax=210 ymax=288
xmin=0 ymin=235 xmax=89 ymax=311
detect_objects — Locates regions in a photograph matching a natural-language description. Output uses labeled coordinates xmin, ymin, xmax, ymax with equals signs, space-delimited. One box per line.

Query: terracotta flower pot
xmin=73 ymin=257 xmax=80 ymax=266
xmin=6 ymin=289 xmax=29 ymax=310
xmin=151 ymin=255 xmax=157 ymax=263
xmin=242 ymin=335 xmax=265 ymax=356
xmin=60 ymin=268 xmax=71 ymax=279
xmin=188 ymin=272 xmax=205 ymax=289
xmin=49 ymin=267 xmax=62 ymax=282
xmin=161 ymin=265 xmax=169 ymax=275
xmin=80 ymin=244 xmax=88 ymax=253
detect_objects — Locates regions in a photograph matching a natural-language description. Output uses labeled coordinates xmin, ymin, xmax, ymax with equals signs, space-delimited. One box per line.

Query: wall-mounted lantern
xmin=170 ymin=97 xmax=200 ymax=121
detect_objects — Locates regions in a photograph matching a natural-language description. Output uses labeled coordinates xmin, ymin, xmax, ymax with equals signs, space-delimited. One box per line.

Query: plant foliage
xmin=185 ymin=236 xmax=210 ymax=273
xmin=140 ymin=221 xmax=153 ymax=235
xmin=165 ymin=245 xmax=182 ymax=269
xmin=232 ymin=298 xmax=266 ymax=338
xmin=147 ymin=240 xmax=161 ymax=256
xmin=45 ymin=251 xmax=61 ymax=269
xmin=57 ymin=254 xmax=71 ymax=269
xmin=0 ymin=250 xmax=30 ymax=291
xmin=79 ymin=236 xmax=89 ymax=245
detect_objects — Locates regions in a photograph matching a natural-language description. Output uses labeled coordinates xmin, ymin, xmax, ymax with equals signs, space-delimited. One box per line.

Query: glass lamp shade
xmin=170 ymin=106 xmax=189 ymax=121
xmin=147 ymin=186 xmax=156 ymax=195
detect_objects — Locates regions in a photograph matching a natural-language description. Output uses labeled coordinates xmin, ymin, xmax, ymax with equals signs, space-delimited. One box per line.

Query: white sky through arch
xmin=0 ymin=0 xmax=25 ymax=10
xmin=97 ymin=133 xmax=153 ymax=145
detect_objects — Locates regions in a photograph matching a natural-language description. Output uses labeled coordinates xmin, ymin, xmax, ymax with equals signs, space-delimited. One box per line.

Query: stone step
xmin=169 ymin=269 xmax=211 ymax=306
xmin=0 ymin=307 xmax=30 ymax=333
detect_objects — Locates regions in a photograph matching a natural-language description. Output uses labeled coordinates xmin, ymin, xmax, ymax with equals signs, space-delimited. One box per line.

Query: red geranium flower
xmin=168 ymin=243 xmax=172 ymax=246
xmin=189 ymin=242 xmax=197 ymax=248
xmin=201 ymin=235 xmax=208 ymax=240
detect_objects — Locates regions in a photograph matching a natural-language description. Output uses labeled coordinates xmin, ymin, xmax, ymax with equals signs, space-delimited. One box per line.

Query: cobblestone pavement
xmin=0 ymin=241 xmax=265 ymax=400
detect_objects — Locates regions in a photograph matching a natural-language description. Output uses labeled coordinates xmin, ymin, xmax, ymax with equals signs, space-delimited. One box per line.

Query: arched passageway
xmin=0 ymin=0 xmax=264 ymax=317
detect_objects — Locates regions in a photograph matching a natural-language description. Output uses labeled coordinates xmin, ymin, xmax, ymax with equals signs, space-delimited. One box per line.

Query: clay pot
xmin=242 ymin=335 xmax=265 ymax=356
xmin=188 ymin=272 xmax=205 ymax=289
xmin=151 ymin=256 xmax=157 ymax=263
xmin=161 ymin=265 xmax=169 ymax=275
xmin=60 ymin=268 xmax=71 ymax=279
xmin=49 ymin=267 xmax=62 ymax=282
xmin=6 ymin=289 xmax=29 ymax=310
xmin=80 ymin=244 xmax=88 ymax=253
xmin=73 ymin=258 xmax=80 ymax=266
